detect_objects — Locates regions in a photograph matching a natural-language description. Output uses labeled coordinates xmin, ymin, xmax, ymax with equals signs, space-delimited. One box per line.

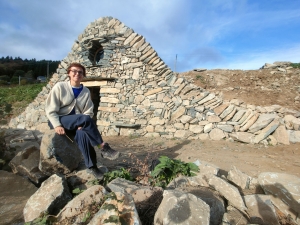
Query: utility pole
xmin=174 ymin=54 xmax=177 ymax=73
xmin=47 ymin=61 xmax=49 ymax=79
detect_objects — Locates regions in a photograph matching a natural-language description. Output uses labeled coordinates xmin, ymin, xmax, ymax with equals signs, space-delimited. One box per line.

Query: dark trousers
xmin=59 ymin=114 xmax=103 ymax=168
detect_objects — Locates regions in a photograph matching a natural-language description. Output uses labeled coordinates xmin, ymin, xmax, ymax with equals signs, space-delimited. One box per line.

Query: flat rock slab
xmin=208 ymin=175 xmax=247 ymax=212
xmin=227 ymin=166 xmax=251 ymax=189
xmin=258 ymin=172 xmax=300 ymax=219
xmin=244 ymin=194 xmax=280 ymax=225
xmin=0 ymin=170 xmax=38 ymax=225
xmin=248 ymin=113 xmax=277 ymax=133
xmin=229 ymin=132 xmax=255 ymax=143
xmin=9 ymin=145 xmax=48 ymax=185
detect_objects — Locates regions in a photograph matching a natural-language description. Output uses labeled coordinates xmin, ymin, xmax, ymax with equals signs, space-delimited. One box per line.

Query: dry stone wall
xmin=8 ymin=17 xmax=300 ymax=145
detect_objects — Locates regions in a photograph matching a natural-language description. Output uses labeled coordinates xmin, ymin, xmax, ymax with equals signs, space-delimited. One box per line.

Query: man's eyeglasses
xmin=70 ymin=70 xmax=84 ymax=75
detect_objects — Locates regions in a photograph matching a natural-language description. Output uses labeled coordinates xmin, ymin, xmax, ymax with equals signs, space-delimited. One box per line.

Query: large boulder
xmin=0 ymin=170 xmax=38 ymax=224
xmin=166 ymin=177 xmax=225 ymax=225
xmin=9 ymin=145 xmax=48 ymax=185
xmin=154 ymin=189 xmax=210 ymax=225
xmin=39 ymin=131 xmax=82 ymax=176
xmin=88 ymin=191 xmax=142 ymax=225
xmin=23 ymin=174 xmax=72 ymax=222
xmin=107 ymin=178 xmax=163 ymax=225
xmin=57 ymin=185 xmax=107 ymax=224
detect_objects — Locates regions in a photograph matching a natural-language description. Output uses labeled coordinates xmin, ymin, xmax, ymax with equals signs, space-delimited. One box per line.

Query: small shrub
xmin=291 ymin=63 xmax=300 ymax=68
xmin=150 ymin=156 xmax=199 ymax=188
xmin=196 ymin=74 xmax=206 ymax=83
xmin=72 ymin=188 xmax=84 ymax=195
xmin=102 ymin=168 xmax=133 ymax=186
xmin=24 ymin=211 xmax=53 ymax=225
xmin=82 ymin=212 xmax=91 ymax=223
xmin=127 ymin=152 xmax=158 ymax=184
xmin=20 ymin=79 xmax=27 ymax=85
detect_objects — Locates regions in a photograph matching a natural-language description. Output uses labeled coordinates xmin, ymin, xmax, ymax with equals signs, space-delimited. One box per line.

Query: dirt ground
xmin=102 ymin=136 xmax=300 ymax=179
xmin=101 ymin=67 xmax=300 ymax=179
xmin=180 ymin=67 xmax=300 ymax=111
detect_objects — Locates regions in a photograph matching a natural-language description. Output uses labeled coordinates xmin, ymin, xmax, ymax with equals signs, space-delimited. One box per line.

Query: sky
xmin=0 ymin=0 xmax=299 ymax=72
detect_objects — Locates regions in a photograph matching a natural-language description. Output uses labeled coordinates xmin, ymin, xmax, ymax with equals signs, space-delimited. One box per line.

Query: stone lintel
xmin=98 ymin=107 xmax=120 ymax=112
xmin=82 ymin=81 xmax=107 ymax=87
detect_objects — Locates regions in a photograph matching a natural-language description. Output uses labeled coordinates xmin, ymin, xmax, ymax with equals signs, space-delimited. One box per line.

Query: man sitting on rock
xmin=45 ymin=62 xmax=120 ymax=180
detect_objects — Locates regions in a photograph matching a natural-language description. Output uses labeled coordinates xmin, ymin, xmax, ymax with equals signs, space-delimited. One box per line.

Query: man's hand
xmin=55 ymin=126 xmax=65 ymax=135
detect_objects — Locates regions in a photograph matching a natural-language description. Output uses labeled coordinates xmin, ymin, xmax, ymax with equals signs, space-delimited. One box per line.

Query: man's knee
xmin=80 ymin=114 xmax=93 ymax=123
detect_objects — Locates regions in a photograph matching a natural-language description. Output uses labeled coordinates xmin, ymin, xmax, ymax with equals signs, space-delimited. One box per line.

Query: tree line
xmin=0 ymin=56 xmax=60 ymax=84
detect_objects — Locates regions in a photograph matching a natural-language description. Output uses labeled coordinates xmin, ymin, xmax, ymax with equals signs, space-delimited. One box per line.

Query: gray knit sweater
xmin=45 ymin=81 xmax=94 ymax=128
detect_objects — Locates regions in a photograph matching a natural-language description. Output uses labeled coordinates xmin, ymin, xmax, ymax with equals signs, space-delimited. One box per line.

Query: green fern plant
xmin=150 ymin=156 xmax=199 ymax=188
xmin=102 ymin=168 xmax=133 ymax=186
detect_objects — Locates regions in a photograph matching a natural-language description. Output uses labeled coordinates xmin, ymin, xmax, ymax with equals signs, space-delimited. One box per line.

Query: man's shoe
xmin=87 ymin=166 xmax=104 ymax=180
xmin=101 ymin=143 xmax=121 ymax=160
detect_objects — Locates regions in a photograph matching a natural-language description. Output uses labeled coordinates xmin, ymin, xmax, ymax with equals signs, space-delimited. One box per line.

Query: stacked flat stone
xmin=7 ymin=16 xmax=300 ymax=145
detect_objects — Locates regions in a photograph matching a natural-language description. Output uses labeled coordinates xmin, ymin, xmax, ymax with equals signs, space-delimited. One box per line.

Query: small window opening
xmin=88 ymin=40 xmax=103 ymax=65
xmin=94 ymin=48 xmax=104 ymax=64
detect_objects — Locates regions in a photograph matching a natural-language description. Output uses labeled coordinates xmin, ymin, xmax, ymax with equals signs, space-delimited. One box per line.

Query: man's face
xmin=69 ymin=66 xmax=84 ymax=83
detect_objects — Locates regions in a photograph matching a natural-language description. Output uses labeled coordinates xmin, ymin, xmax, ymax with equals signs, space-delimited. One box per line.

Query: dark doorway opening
xmin=87 ymin=87 xmax=100 ymax=122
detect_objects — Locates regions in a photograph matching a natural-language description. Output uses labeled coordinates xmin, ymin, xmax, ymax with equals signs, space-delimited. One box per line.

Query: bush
xmin=150 ymin=156 xmax=199 ymax=188
xmin=20 ymin=79 xmax=27 ymax=85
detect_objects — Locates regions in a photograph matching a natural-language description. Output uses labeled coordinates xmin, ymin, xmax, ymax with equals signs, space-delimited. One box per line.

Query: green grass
xmin=195 ymin=74 xmax=206 ymax=83
xmin=0 ymin=83 xmax=45 ymax=124
xmin=291 ymin=63 xmax=300 ymax=69
xmin=0 ymin=83 xmax=44 ymax=105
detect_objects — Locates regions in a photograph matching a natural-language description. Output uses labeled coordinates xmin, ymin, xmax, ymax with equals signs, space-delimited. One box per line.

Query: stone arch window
xmin=94 ymin=48 xmax=104 ymax=64
xmin=88 ymin=40 xmax=104 ymax=65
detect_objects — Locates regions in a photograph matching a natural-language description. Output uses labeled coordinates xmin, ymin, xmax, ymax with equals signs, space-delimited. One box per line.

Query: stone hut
xmin=8 ymin=17 xmax=300 ymax=145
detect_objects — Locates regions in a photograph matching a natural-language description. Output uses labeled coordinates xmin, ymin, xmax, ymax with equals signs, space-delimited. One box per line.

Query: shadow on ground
xmin=97 ymin=138 xmax=192 ymax=172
